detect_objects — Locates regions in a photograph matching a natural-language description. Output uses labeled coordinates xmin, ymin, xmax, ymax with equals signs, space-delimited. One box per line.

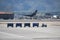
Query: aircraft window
xmin=33 ymin=23 xmax=39 ymax=27
xmin=16 ymin=23 xmax=22 ymax=27
xmin=7 ymin=23 xmax=13 ymax=28
xmin=24 ymin=23 xmax=30 ymax=27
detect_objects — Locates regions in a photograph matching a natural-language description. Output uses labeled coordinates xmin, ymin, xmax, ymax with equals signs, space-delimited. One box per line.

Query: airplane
xmin=24 ymin=10 xmax=38 ymax=17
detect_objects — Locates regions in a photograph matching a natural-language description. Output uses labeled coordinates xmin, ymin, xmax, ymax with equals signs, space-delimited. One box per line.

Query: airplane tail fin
xmin=32 ymin=10 xmax=38 ymax=16
xmin=35 ymin=10 xmax=38 ymax=13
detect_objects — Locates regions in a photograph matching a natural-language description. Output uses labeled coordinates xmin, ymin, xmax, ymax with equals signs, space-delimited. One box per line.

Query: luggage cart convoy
xmin=7 ymin=23 xmax=47 ymax=28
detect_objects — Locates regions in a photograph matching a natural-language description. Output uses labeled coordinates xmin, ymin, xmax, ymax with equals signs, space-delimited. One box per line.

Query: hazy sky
xmin=0 ymin=0 xmax=60 ymax=12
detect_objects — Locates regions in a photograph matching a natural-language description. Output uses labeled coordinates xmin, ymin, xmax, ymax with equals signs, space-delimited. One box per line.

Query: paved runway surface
xmin=0 ymin=23 xmax=60 ymax=40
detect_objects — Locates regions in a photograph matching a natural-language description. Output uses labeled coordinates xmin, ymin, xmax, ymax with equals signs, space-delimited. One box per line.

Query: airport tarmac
xmin=0 ymin=20 xmax=60 ymax=40
xmin=0 ymin=26 xmax=60 ymax=40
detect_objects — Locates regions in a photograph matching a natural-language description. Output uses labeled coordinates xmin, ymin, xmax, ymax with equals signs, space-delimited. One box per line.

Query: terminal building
xmin=0 ymin=12 xmax=14 ymax=20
